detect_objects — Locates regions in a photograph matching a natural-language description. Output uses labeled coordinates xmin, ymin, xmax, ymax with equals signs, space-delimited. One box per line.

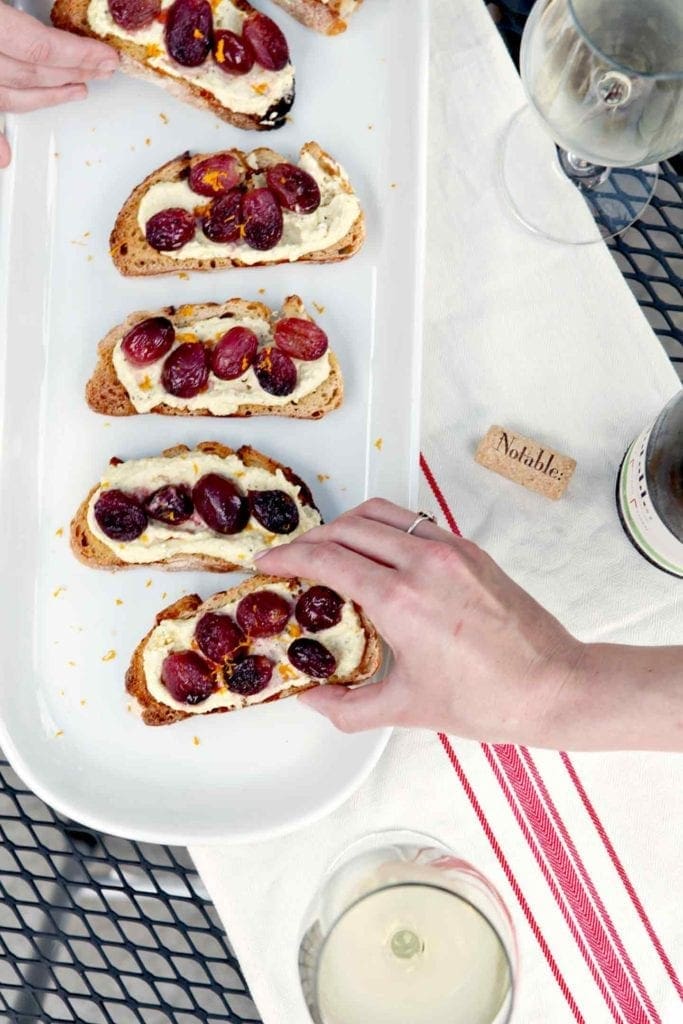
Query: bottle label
xmin=618 ymin=424 xmax=683 ymax=578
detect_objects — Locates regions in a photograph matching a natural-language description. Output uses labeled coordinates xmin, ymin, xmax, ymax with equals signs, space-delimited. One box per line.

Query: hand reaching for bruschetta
xmin=0 ymin=2 xmax=117 ymax=167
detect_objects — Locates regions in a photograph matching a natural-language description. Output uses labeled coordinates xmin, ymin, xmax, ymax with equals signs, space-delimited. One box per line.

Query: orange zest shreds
xmin=193 ymin=736 xmax=201 ymax=746
xmin=52 ymin=586 xmax=66 ymax=598
xmin=177 ymin=331 xmax=200 ymax=342
xmin=317 ymin=473 xmax=330 ymax=483
xmin=146 ymin=42 xmax=162 ymax=57
xmin=251 ymin=82 xmax=269 ymax=95
xmin=200 ymin=169 xmax=227 ymax=193
xmin=313 ymin=302 xmax=326 ymax=315
xmin=55 ymin=527 xmax=64 ymax=538
xmin=234 ymin=470 xmax=246 ymax=478
xmin=278 ymin=663 xmax=299 ymax=681
xmin=178 ymin=304 xmax=195 ymax=316
xmin=238 ymin=223 xmax=246 ymax=238
xmin=156 ymin=9 xmax=167 ymax=22
xmin=240 ymin=356 xmax=251 ymax=372
xmin=287 ymin=624 xmax=302 ymax=639
xmin=374 ymin=437 xmax=384 ymax=451
xmin=115 ymin=598 xmax=124 ymax=606
xmin=159 ymin=112 xmax=169 ymax=124
xmin=102 ymin=650 xmax=116 ymax=662
xmin=215 ymin=36 xmax=226 ymax=62
xmin=193 ymin=203 xmax=211 ymax=218
xmin=193 ymin=27 xmax=204 ymax=39
xmin=139 ymin=375 xmax=153 ymax=391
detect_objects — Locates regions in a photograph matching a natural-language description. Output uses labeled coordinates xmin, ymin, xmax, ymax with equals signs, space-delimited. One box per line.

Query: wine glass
xmin=298 ymin=830 xmax=516 ymax=1024
xmin=501 ymin=0 xmax=683 ymax=244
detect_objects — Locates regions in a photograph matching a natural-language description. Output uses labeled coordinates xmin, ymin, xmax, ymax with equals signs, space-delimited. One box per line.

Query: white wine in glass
xmin=298 ymin=831 xmax=515 ymax=1024
xmin=501 ymin=0 xmax=683 ymax=244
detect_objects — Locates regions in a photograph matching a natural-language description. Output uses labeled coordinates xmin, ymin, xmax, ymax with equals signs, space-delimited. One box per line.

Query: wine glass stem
xmin=557 ymin=147 xmax=612 ymax=191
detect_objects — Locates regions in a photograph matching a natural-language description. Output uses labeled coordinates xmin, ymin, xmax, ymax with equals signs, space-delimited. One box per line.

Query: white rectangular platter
xmin=0 ymin=0 xmax=428 ymax=844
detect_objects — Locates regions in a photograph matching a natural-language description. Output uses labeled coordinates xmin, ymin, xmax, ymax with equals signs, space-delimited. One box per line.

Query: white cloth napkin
xmin=191 ymin=2 xmax=683 ymax=1021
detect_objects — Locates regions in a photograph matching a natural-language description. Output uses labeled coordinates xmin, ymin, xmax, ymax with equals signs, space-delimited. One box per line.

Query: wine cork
xmin=475 ymin=425 xmax=576 ymax=500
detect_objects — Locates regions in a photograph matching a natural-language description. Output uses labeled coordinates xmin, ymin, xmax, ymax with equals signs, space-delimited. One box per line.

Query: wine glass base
xmin=500 ymin=105 xmax=659 ymax=245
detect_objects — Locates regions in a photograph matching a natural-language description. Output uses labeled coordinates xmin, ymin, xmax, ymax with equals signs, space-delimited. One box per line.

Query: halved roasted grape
xmin=195 ymin=613 xmax=245 ymax=663
xmin=243 ymin=12 xmax=289 ymax=71
xmin=145 ymin=208 xmax=196 ymax=251
xmin=121 ymin=317 xmax=175 ymax=366
xmin=242 ymin=188 xmax=283 ymax=251
xmin=189 ymin=153 xmax=245 ymax=197
xmin=249 ymin=490 xmax=299 ymax=534
xmin=144 ymin=484 xmax=193 ymax=525
xmin=165 ymin=0 xmax=213 ymax=66
xmin=236 ymin=590 xmax=291 ymax=637
xmin=108 ymin=0 xmax=160 ymax=30
xmin=288 ymin=638 xmax=336 ymax=678
xmin=224 ymin=655 xmax=273 ymax=696
xmin=201 ymin=189 xmax=243 ymax=243
xmin=192 ymin=474 xmax=249 ymax=534
xmin=211 ymin=326 xmax=258 ymax=380
xmin=274 ymin=317 xmax=328 ymax=361
xmin=265 ymin=163 xmax=321 ymax=214
xmin=295 ymin=586 xmax=344 ymax=632
xmin=253 ymin=347 xmax=297 ymax=396
xmin=161 ymin=650 xmax=216 ymax=705
xmin=94 ymin=489 xmax=147 ymax=542
xmin=213 ymin=29 xmax=255 ymax=75
xmin=161 ymin=342 xmax=210 ymax=398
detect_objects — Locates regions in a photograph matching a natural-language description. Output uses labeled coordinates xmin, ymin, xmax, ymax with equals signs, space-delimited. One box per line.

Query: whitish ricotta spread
xmin=113 ymin=311 xmax=331 ymax=415
xmin=87 ymin=449 xmax=320 ymax=565
xmin=143 ymin=581 xmax=366 ymax=712
xmin=137 ymin=149 xmax=361 ymax=264
xmin=87 ymin=0 xmax=294 ymax=118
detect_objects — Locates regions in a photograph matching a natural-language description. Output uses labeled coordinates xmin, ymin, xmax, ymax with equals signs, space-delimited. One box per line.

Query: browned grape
xmin=249 ymin=490 xmax=299 ymax=534
xmin=189 ymin=153 xmax=245 ymax=197
xmin=242 ymin=188 xmax=283 ymax=250
xmin=242 ymin=12 xmax=289 ymax=71
xmin=108 ymin=0 xmax=160 ymax=30
xmin=274 ymin=317 xmax=328 ymax=361
xmin=213 ymin=29 xmax=255 ymax=74
xmin=288 ymin=638 xmax=336 ymax=678
xmin=201 ymin=189 xmax=243 ymax=243
xmin=192 ymin=474 xmax=249 ymax=534
xmin=145 ymin=208 xmax=196 ymax=251
xmin=236 ymin=591 xmax=291 ymax=637
xmin=161 ymin=342 xmax=210 ymax=398
xmin=165 ymin=0 xmax=213 ymax=66
xmin=121 ymin=317 xmax=175 ymax=366
xmin=161 ymin=651 xmax=216 ymax=705
xmin=94 ymin=489 xmax=147 ymax=542
xmin=224 ymin=655 xmax=273 ymax=696
xmin=295 ymin=586 xmax=344 ymax=632
xmin=265 ymin=163 xmax=321 ymax=214
xmin=253 ymin=346 xmax=297 ymax=396
xmin=211 ymin=326 xmax=258 ymax=380
xmin=195 ymin=613 xmax=245 ymax=663
xmin=144 ymin=485 xmax=193 ymax=525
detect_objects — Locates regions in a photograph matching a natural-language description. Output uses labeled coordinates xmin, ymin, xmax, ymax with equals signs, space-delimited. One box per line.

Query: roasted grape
xmin=195 ymin=613 xmax=245 ymax=663
xmin=161 ymin=651 xmax=216 ymax=705
xmin=212 ymin=29 xmax=255 ymax=74
xmin=242 ymin=188 xmax=283 ymax=250
xmin=249 ymin=490 xmax=299 ymax=534
xmin=165 ymin=0 xmax=213 ymax=67
xmin=145 ymin=207 xmax=196 ymax=251
xmin=161 ymin=342 xmax=210 ymax=398
xmin=144 ymin=485 xmax=193 ymax=525
xmin=201 ymin=189 xmax=243 ymax=243
xmin=274 ymin=317 xmax=328 ymax=361
xmin=295 ymin=586 xmax=344 ymax=632
xmin=192 ymin=474 xmax=249 ymax=534
xmin=211 ymin=326 xmax=259 ymax=380
xmin=243 ymin=12 xmax=289 ymax=71
xmin=265 ymin=163 xmax=321 ymax=214
xmin=235 ymin=590 xmax=291 ymax=637
xmin=288 ymin=638 xmax=336 ymax=678
xmin=189 ymin=153 xmax=245 ymax=197
xmin=253 ymin=346 xmax=297 ymax=396
xmin=121 ymin=317 xmax=175 ymax=366
xmin=94 ymin=489 xmax=147 ymax=542
xmin=225 ymin=655 xmax=273 ymax=696
xmin=108 ymin=0 xmax=160 ymax=30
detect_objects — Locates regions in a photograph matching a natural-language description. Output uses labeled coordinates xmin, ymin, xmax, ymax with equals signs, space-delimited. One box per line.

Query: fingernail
xmin=95 ymin=59 xmax=119 ymax=73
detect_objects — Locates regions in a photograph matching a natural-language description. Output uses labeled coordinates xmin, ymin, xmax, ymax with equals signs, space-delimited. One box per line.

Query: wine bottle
xmin=617 ymin=392 xmax=683 ymax=578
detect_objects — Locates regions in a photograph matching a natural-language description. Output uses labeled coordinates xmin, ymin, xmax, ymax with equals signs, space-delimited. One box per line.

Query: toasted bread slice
xmin=86 ymin=294 xmax=343 ymax=419
xmin=51 ymin=0 xmax=295 ymax=131
xmin=126 ymin=575 xmax=383 ymax=725
xmin=271 ymin=0 xmax=363 ymax=34
xmin=110 ymin=142 xmax=365 ymax=276
xmin=71 ymin=441 xmax=321 ymax=572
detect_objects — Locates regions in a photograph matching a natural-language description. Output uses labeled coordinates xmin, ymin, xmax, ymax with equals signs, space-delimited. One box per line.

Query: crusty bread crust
xmin=50 ymin=0 xmax=294 ymax=131
xmin=109 ymin=142 xmax=365 ymax=277
xmin=271 ymin=0 xmax=363 ymax=34
xmin=70 ymin=441 xmax=321 ymax=572
xmin=125 ymin=574 xmax=383 ymax=725
xmin=85 ymin=294 xmax=343 ymax=419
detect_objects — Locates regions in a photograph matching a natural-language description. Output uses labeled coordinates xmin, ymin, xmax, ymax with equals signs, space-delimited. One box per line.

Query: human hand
xmin=0 ymin=3 xmax=118 ymax=167
xmin=255 ymin=498 xmax=585 ymax=747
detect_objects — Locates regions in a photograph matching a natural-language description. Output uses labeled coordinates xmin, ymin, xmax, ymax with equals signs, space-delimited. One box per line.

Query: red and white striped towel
xmin=191 ymin=1 xmax=683 ymax=1020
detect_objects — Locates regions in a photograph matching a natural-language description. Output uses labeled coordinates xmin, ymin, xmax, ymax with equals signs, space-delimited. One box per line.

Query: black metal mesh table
xmin=2 ymin=9 xmax=682 ymax=1022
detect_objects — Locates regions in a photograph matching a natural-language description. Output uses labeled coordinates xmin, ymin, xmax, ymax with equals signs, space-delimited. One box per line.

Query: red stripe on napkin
xmin=561 ymin=752 xmax=683 ymax=999
xmin=438 ymin=734 xmax=585 ymax=1024
xmin=419 ymin=453 xmax=461 ymax=535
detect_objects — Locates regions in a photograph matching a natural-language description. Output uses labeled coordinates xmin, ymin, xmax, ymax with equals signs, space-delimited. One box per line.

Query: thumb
xmin=299 ymin=677 xmax=396 ymax=733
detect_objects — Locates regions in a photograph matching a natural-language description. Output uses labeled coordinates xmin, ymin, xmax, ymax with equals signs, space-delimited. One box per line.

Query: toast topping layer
xmin=143 ymin=581 xmax=366 ymax=712
xmin=113 ymin=310 xmax=331 ymax=414
xmin=87 ymin=449 xmax=321 ymax=565
xmin=87 ymin=0 xmax=294 ymax=119
xmin=137 ymin=148 xmax=360 ymax=264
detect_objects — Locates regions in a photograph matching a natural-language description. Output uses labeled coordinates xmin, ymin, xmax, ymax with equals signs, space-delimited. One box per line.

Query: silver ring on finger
xmin=405 ymin=511 xmax=436 ymax=536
